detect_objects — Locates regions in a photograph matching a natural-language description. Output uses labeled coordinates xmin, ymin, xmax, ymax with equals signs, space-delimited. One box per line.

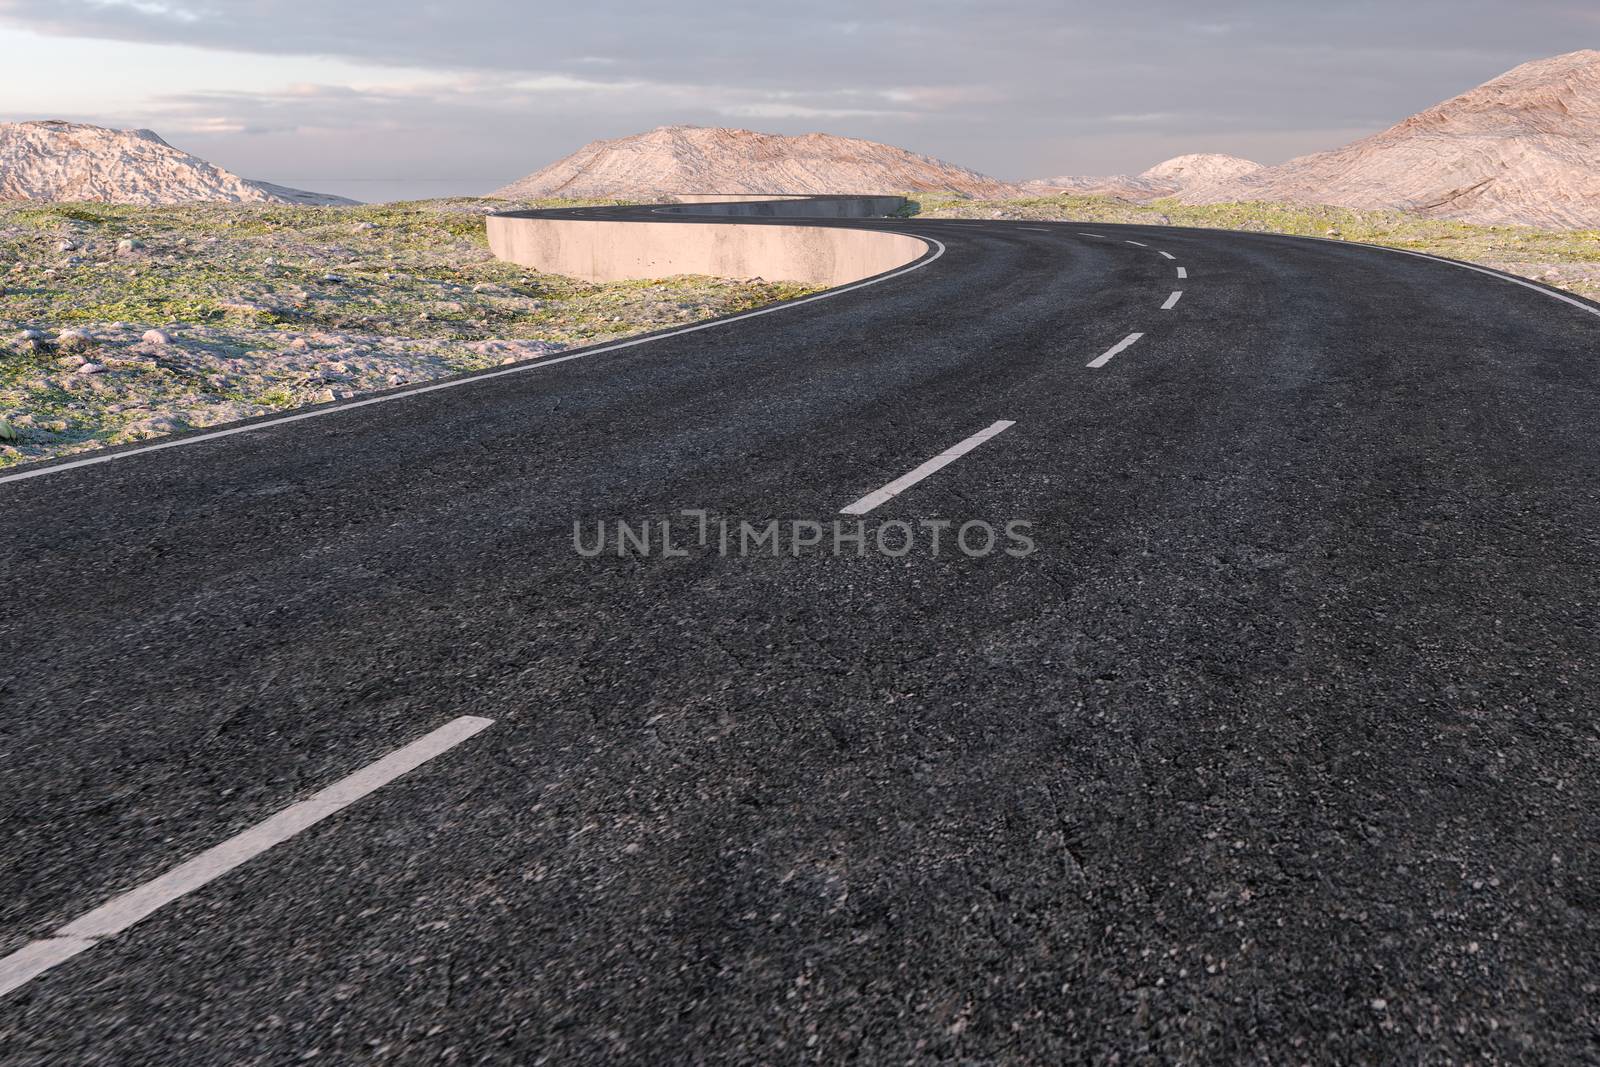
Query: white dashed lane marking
xmin=840 ymin=421 xmax=1015 ymax=515
xmin=1088 ymin=333 xmax=1145 ymax=369
xmin=0 ymin=716 xmax=496 ymax=999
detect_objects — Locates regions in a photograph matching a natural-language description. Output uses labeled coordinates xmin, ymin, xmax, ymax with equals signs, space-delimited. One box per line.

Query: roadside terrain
xmin=0 ymin=199 xmax=816 ymax=467
xmin=914 ymin=193 xmax=1600 ymax=302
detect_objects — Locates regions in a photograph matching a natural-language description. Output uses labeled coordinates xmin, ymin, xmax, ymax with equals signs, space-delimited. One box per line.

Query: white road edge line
xmin=840 ymin=421 xmax=1015 ymax=515
xmin=1177 ymin=266 xmax=1188 ymax=279
xmin=0 ymin=715 xmax=496 ymax=999
xmin=1162 ymin=291 xmax=1184 ymax=310
xmin=1088 ymin=332 xmax=1145 ymax=369
xmin=0 ymin=235 xmax=948 ymax=489
xmin=1126 ymin=240 xmax=1149 ymax=248
xmin=1306 ymin=236 xmax=1600 ymax=320
xmin=1158 ymin=251 xmax=1176 ymax=260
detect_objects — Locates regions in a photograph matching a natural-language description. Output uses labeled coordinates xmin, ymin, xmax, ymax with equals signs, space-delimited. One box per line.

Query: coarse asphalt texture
xmin=2 ymin=203 xmax=1599 ymax=1063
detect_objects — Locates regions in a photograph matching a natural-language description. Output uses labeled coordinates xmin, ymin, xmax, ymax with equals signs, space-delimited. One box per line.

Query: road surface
xmin=2 ymin=207 xmax=1598 ymax=1062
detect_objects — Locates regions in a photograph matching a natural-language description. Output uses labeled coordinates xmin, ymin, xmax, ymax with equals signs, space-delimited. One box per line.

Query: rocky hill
xmin=1139 ymin=153 xmax=1264 ymax=189
xmin=494 ymin=125 xmax=1019 ymax=199
xmin=1022 ymin=153 xmax=1262 ymax=200
xmin=1182 ymin=50 xmax=1600 ymax=228
xmin=0 ymin=121 xmax=353 ymax=206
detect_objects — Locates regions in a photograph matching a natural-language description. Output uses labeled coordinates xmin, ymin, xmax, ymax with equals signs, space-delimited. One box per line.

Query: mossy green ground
xmin=907 ymin=193 xmax=1600 ymax=300
xmin=0 ymin=198 xmax=816 ymax=467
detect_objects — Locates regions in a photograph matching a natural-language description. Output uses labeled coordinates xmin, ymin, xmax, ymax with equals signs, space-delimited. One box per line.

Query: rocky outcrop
xmin=494 ymin=125 xmax=1019 ymax=200
xmin=1183 ymin=50 xmax=1600 ymax=228
xmin=1021 ymin=153 xmax=1262 ymax=200
xmin=0 ymin=121 xmax=354 ymax=206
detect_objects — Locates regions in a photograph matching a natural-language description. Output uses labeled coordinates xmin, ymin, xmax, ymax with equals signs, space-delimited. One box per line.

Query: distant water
xmin=261 ymin=178 xmax=507 ymax=204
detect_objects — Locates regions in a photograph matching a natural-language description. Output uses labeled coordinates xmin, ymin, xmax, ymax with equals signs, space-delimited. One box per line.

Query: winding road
xmin=3 ymin=205 xmax=1599 ymax=1062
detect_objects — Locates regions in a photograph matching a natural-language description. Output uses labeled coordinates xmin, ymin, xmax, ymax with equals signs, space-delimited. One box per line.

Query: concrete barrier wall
xmin=486 ymin=195 xmax=923 ymax=286
xmin=661 ymin=194 xmax=815 ymax=205
xmin=652 ymin=195 xmax=908 ymax=219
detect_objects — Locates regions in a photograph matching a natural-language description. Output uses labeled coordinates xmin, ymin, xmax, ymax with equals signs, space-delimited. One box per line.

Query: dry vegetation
xmin=0 ymin=198 xmax=816 ymax=467
xmin=909 ymin=192 xmax=1600 ymax=301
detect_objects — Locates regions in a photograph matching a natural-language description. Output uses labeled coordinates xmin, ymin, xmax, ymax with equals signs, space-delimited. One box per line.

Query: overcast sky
xmin=0 ymin=1 xmax=1594 ymax=202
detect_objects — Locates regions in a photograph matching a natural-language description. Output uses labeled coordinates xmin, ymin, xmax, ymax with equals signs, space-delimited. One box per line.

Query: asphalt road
xmin=2 ymin=206 xmax=1599 ymax=1064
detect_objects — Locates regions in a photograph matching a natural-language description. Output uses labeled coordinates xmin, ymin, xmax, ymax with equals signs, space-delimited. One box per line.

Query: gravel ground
xmin=0 ymin=198 xmax=816 ymax=467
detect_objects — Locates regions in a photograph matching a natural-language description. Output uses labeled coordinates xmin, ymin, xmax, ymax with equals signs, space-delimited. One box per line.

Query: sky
xmin=0 ymin=1 xmax=1595 ymax=202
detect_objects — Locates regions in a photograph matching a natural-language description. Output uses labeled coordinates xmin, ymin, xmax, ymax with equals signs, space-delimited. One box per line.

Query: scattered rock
xmin=56 ymin=240 xmax=78 ymax=253
xmin=0 ymin=200 xmax=789 ymax=467
xmin=466 ymin=339 xmax=565 ymax=362
xmin=120 ymin=415 xmax=184 ymax=439
xmin=0 ymin=417 xmax=17 ymax=443
xmin=117 ymin=238 xmax=144 ymax=255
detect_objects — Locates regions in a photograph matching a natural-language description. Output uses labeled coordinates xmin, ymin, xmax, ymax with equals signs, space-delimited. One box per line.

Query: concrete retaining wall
xmin=486 ymin=196 xmax=924 ymax=286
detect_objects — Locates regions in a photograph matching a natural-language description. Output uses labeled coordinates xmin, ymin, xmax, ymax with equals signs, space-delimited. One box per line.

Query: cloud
xmin=87 ymin=0 xmax=201 ymax=23
xmin=1104 ymin=113 xmax=1183 ymax=124
xmin=1 ymin=0 xmax=1596 ymax=193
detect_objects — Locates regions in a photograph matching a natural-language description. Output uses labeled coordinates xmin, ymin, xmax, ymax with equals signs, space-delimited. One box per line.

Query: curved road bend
xmin=2 ymin=206 xmax=1599 ymax=1062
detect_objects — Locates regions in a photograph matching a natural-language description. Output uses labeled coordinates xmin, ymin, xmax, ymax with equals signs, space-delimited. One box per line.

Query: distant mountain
xmin=1021 ymin=153 xmax=1262 ymax=200
xmin=493 ymin=125 xmax=1020 ymax=199
xmin=0 ymin=121 xmax=354 ymax=206
xmin=1139 ymin=153 xmax=1265 ymax=189
xmin=1183 ymin=50 xmax=1600 ymax=228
